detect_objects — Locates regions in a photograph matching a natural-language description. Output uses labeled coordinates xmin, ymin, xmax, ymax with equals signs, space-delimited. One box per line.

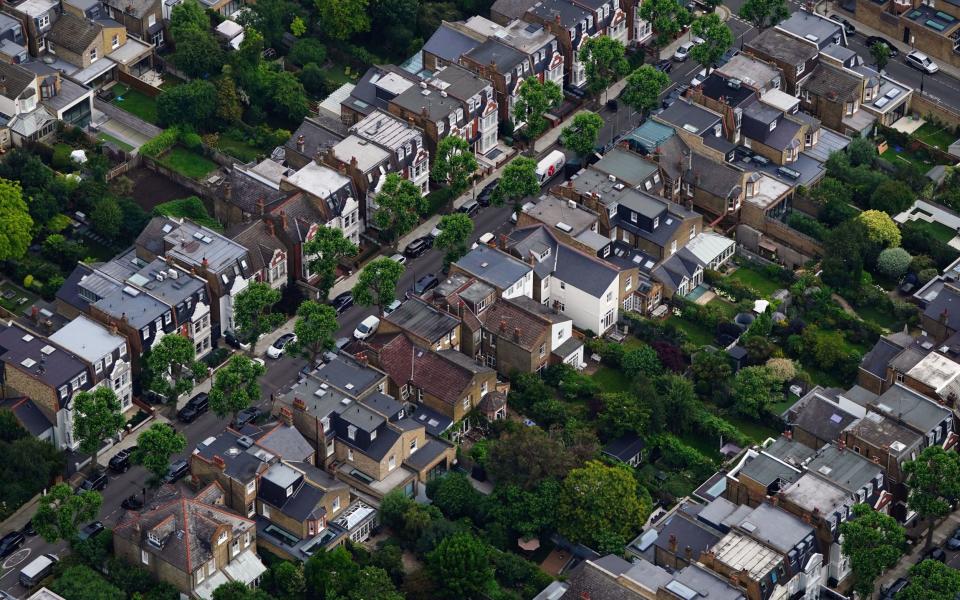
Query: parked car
xmin=109 ymin=447 xmax=135 ymax=473
xmin=266 ymin=333 xmax=297 ymax=359
xmin=331 ymin=292 xmax=354 ymax=314
xmin=78 ymin=471 xmax=108 ymax=493
xmin=389 ymin=253 xmax=407 ymax=265
xmin=662 ymin=84 xmax=689 ymax=109
xmin=906 ymin=50 xmax=939 ymax=73
xmin=716 ymin=49 xmax=737 ymax=67
xmin=946 ymin=525 xmax=960 ymax=550
xmin=865 ymin=36 xmax=899 ymax=58
xmin=606 ymin=98 xmax=618 ymax=111
xmin=383 ymin=299 xmax=402 ymax=317
xmin=413 ymin=274 xmax=440 ymax=295
xmin=691 ymin=67 xmax=710 ymax=87
xmin=832 ymin=15 xmax=855 ymax=35
xmin=881 ymin=578 xmax=908 ymax=600
xmin=673 ymin=41 xmax=695 ymax=61
xmin=458 ymin=199 xmax=481 ymax=217
xmin=404 ymin=237 xmax=431 ymax=258
xmin=0 ymin=531 xmax=25 ymax=558
xmin=232 ymin=407 xmax=262 ymax=430
xmin=919 ymin=547 xmax=947 ymax=563
xmin=19 ymin=553 xmax=57 ymax=588
xmin=177 ymin=392 xmax=209 ymax=422
xmin=163 ymin=459 xmax=190 ymax=484
xmin=654 ymin=58 xmax=673 ymax=73
xmin=21 ymin=519 xmax=36 ymax=537
xmin=121 ymin=494 xmax=144 ymax=510
xmin=77 ymin=521 xmax=104 ymax=541
xmin=353 ymin=315 xmax=381 ymax=340
xmin=224 ymin=330 xmax=251 ymax=351
xmin=477 ymin=181 xmax=497 ymax=207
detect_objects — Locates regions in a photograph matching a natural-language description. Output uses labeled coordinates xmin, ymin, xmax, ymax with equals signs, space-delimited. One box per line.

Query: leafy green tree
xmin=870 ymin=41 xmax=891 ymax=71
xmin=352 ymin=257 xmax=405 ymax=314
xmin=146 ymin=334 xmax=206 ymax=398
xmin=0 ymin=409 xmax=26 ymax=442
xmin=290 ymin=300 xmax=338 ymax=365
xmin=370 ymin=0 xmax=418 ymax=56
xmin=557 ymin=460 xmax=650 ymax=553
xmin=731 ymin=365 xmax=781 ymax=419
xmin=596 ymin=392 xmax=651 ymax=439
xmin=304 ymin=226 xmax=359 ymax=301
xmin=299 ymin=63 xmax=329 ymax=96
xmin=209 ymin=354 xmax=266 ymax=421
xmin=514 ymin=77 xmax=563 ymax=139
xmin=171 ymin=27 xmax=224 ymax=78
xmin=134 ymin=423 xmax=186 ymax=483
xmin=259 ymin=68 xmax=311 ymax=122
xmin=858 ymin=209 xmax=902 ymax=247
xmin=288 ymin=38 xmax=328 ymax=67
xmin=169 ymin=0 xmax=209 ymax=36
xmin=304 ymin=546 xmax=360 ymax=597
xmin=690 ymin=14 xmax=734 ymax=68
xmin=157 ymin=80 xmax=217 ymax=127
xmin=561 ymin=111 xmax=604 ymax=157
xmin=621 ymin=65 xmax=671 ymax=116
xmin=434 ymin=213 xmax=475 ymax=266
xmin=216 ymin=72 xmax=243 ymax=125
xmin=73 ymin=387 xmax=124 ymax=467
xmin=290 ymin=15 xmax=306 ymax=37
xmin=493 ymin=157 xmax=539 ymax=209
xmin=211 ymin=581 xmax=273 ymax=600
xmin=49 ymin=565 xmax=123 ymax=600
xmin=34 ymin=483 xmax=103 ymax=543
xmin=487 ymin=426 xmax=578 ymax=489
xmin=738 ymin=0 xmax=789 ymax=29
xmin=238 ymin=0 xmax=294 ymax=49
xmin=691 ymin=348 xmax=733 ymax=398
xmin=314 ymin=0 xmax=370 ymax=40
xmin=847 ymin=136 xmax=878 ymax=167
xmin=839 ymin=504 xmax=906 ymax=599
xmin=427 ymin=532 xmax=494 ymax=600
xmin=488 ymin=481 xmax=559 ymax=540
xmin=900 ymin=559 xmax=960 ymax=600
xmin=640 ymin=0 xmax=693 ymax=47
xmin=270 ymin=561 xmax=306 ymax=600
xmin=0 ymin=179 xmax=33 ymax=261
xmin=90 ymin=196 xmax=122 ymax=240
xmin=877 ymin=247 xmax=913 ymax=279
xmin=373 ymin=173 xmax=427 ymax=240
xmin=427 ymin=472 xmax=484 ymax=522
xmin=578 ymin=35 xmax=629 ymax=101
xmin=870 ymin=179 xmax=914 ymax=215
xmin=822 ymin=218 xmax=870 ymax=290
xmin=903 ymin=446 xmax=960 ymax=549
xmin=234 ymin=282 xmax=284 ymax=345
xmin=431 ymin=136 xmax=478 ymax=196
xmin=621 ymin=343 xmax=662 ymax=378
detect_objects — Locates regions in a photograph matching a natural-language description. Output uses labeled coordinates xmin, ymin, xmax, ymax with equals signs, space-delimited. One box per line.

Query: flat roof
xmin=524 ymin=195 xmax=598 ymax=236
xmin=48 ymin=314 xmax=124 ymax=364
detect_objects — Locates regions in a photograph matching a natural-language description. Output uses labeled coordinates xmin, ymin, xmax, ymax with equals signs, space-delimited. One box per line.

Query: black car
xmin=865 ymin=36 xmax=899 ymax=58
xmin=413 ymin=274 xmax=440 ymax=295
xmin=163 ymin=459 xmax=190 ymax=484
xmin=457 ymin=199 xmax=480 ymax=217
xmin=477 ymin=181 xmax=498 ymax=207
xmin=331 ymin=292 xmax=354 ymax=314
xmin=946 ymin=525 xmax=960 ymax=550
xmin=77 ymin=521 xmax=104 ymax=541
xmin=606 ymin=99 xmax=618 ymax=112
xmin=232 ymin=406 xmax=262 ymax=430
xmin=662 ymin=84 xmax=689 ymax=109
xmin=177 ymin=392 xmax=209 ymax=423
xmin=920 ymin=547 xmax=947 ymax=563
xmin=121 ymin=495 xmax=144 ymax=510
xmin=21 ymin=519 xmax=36 ymax=537
xmin=404 ymin=237 xmax=432 ymax=258
xmin=109 ymin=447 xmax=135 ymax=473
xmin=78 ymin=471 xmax=108 ymax=493
xmin=654 ymin=59 xmax=673 ymax=73
xmin=881 ymin=578 xmax=908 ymax=600
xmin=224 ymin=330 xmax=249 ymax=350
xmin=0 ymin=531 xmax=24 ymax=558
xmin=837 ymin=17 xmax=855 ymax=35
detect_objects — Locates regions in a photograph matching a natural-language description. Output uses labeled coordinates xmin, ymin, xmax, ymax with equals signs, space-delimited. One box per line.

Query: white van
xmin=536 ymin=150 xmax=566 ymax=184
xmin=20 ymin=553 xmax=58 ymax=587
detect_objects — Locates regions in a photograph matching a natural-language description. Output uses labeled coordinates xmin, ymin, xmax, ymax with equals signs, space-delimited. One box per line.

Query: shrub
xmin=876 ymin=247 xmax=912 ymax=279
xmin=52 ymin=144 xmax=74 ymax=171
xmin=181 ymin=132 xmax=202 ymax=150
xmin=140 ymin=127 xmax=181 ymax=158
xmin=289 ymin=38 xmax=327 ymax=67
xmin=787 ymin=213 xmax=829 ymax=240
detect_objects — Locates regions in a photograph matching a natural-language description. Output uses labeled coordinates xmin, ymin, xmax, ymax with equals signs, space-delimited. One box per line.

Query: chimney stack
xmin=280 ymin=210 xmax=288 ymax=230
xmin=213 ymin=455 xmax=226 ymax=470
xmin=499 ymin=320 xmax=506 ymax=333
xmin=292 ymin=397 xmax=306 ymax=411
xmin=201 ymin=256 xmax=209 ymax=269
xmin=314 ymin=149 xmax=323 ymax=165
xmin=224 ymin=182 xmax=232 ymax=201
xmin=297 ymin=134 xmax=305 ymax=153
xmin=684 ymin=545 xmax=693 ymax=561
xmin=279 ymin=406 xmax=293 ymax=427
xmin=668 ymin=533 xmax=678 ymax=553
xmin=256 ymin=197 xmax=265 ymax=217
xmin=784 ymin=429 xmax=792 ymax=440
xmin=513 ymin=327 xmax=521 ymax=342
xmin=265 ymin=219 xmax=275 ymax=236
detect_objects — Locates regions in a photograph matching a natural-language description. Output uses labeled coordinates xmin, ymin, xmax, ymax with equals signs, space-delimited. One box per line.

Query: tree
xmin=822 ymin=218 xmax=870 ymax=290
xmin=560 ymin=111 xmax=604 ymax=157
xmin=870 ymin=41 xmax=891 ymax=71
xmin=305 ymin=546 xmax=361 ymax=598
xmin=314 ymin=0 xmax=370 ymax=40
xmin=493 ymin=157 xmax=539 ymax=209
xmin=877 ymin=247 xmax=913 ymax=279
xmin=238 ymin=0 xmax=294 ymax=49
xmin=146 ymin=334 xmax=206 ymax=398
xmin=690 ymin=14 xmax=734 ymax=68
xmin=621 ymin=343 xmax=662 ymax=378
xmin=304 ymin=227 xmax=359 ymax=301
xmin=271 ymin=561 xmax=306 ymax=600
xmin=90 ymin=197 xmax=122 ymax=240
xmin=839 ymin=504 xmax=906 ymax=598
xmin=157 ymin=79 xmax=217 ymax=127
xmin=262 ymin=68 xmax=311 ymax=122
xmin=216 ymin=72 xmax=243 ymax=124
xmin=434 ymin=213 xmax=474 ymax=266
xmin=857 ymin=209 xmax=902 ymax=248
xmin=764 ymin=358 xmax=797 ymax=382
xmin=738 ymin=0 xmax=789 ymax=30
xmin=596 ymin=392 xmax=651 ymax=439
xmin=428 ymin=473 xmax=484 ymax=522
xmin=373 ymin=173 xmax=427 ymax=240
xmin=427 ymin=532 xmax=494 ymax=600
xmin=134 ymin=423 xmax=186 ymax=483
xmin=640 ymin=0 xmax=693 ymax=47
xmin=73 ymin=387 xmax=124 ymax=467
xmin=352 ymin=257 xmax=405 ymax=314
xmin=848 ymin=136 xmax=878 ymax=167
xmin=0 ymin=179 xmax=33 ymax=262
xmin=899 ymin=559 xmax=960 ymax=600
xmin=903 ymin=446 xmax=960 ymax=549
xmin=299 ymin=63 xmax=329 ymax=96
xmin=288 ymin=38 xmax=328 ymax=67
xmin=171 ymin=27 xmax=224 ymax=78
xmin=691 ymin=348 xmax=733 ymax=398
xmin=621 ymin=65 xmax=670 ymax=116
xmin=578 ymin=35 xmax=629 ymax=101
xmin=290 ymin=15 xmax=306 ymax=37
xmin=557 ymin=460 xmax=650 ymax=553
xmin=430 ymin=136 xmax=477 ymax=196
xmin=170 ymin=0 xmax=209 ymax=35
xmin=209 ymin=354 xmax=267 ymax=421
xmin=487 ymin=426 xmax=578 ymax=489
xmin=513 ymin=77 xmax=563 ymax=139
xmin=291 ymin=300 xmax=338 ymax=365
xmin=49 ymin=565 xmax=123 ymax=600
xmin=731 ymin=365 xmax=781 ymax=419
xmin=211 ymin=581 xmax=273 ymax=600
xmin=234 ymin=282 xmax=284 ymax=345
xmin=34 ymin=483 xmax=103 ymax=543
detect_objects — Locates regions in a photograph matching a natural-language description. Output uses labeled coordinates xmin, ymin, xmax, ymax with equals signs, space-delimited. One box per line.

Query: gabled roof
xmin=47 ymin=12 xmax=100 ymax=55
xmin=785 ymin=390 xmax=859 ymax=443
xmin=423 ymin=21 xmax=484 ymax=64
xmin=686 ymin=153 xmax=743 ymax=199
xmin=803 ymin=63 xmax=861 ymax=102
xmin=256 ymin=424 xmax=313 ymax=462
xmin=0 ymin=397 xmax=52 ymax=436
xmin=479 ymin=298 xmax=549 ymax=350
xmin=0 ymin=61 xmax=35 ymax=100
xmin=455 ymin=245 xmax=532 ymax=291
xmin=228 ymin=221 xmax=285 ymax=275
xmin=603 ymin=434 xmax=645 ymax=462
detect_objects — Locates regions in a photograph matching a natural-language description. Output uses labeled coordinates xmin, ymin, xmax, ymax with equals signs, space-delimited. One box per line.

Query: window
xmin=896 ymin=373 xmax=904 ymax=383
xmin=370 ymin=429 xmax=377 ymax=441
xmin=689 ymin=224 xmax=696 ymax=239
xmin=347 ymin=448 xmax=354 ymax=461
xmin=95 ymin=360 xmax=103 ymax=374
xmin=670 ymin=240 xmax=677 ymax=255
xmin=630 ymin=211 xmax=638 ymax=223
xmin=796 ymin=62 xmax=805 ymax=76
xmin=147 ymin=13 xmax=156 ymax=27
xmin=347 ymin=425 xmax=357 ymax=440
xmin=437 ymin=120 xmax=445 ymax=135
xmin=539 ymin=344 xmax=546 ymax=357
xmin=388 ymin=455 xmax=396 ymax=470
xmin=141 ymin=550 xmax=149 ymax=565
xmin=556 ymin=301 xmax=565 ymax=312
xmin=559 ymin=281 xmax=565 ymax=290
xmin=218 ymin=531 xmax=228 ymax=545
xmin=79 ymin=372 xmax=88 ymax=386
xmin=462 ymin=396 xmax=471 ymax=411
xmin=332 ymin=496 xmax=341 ymax=512
xmin=89 ymin=47 xmax=97 ymax=62
xmin=326 ymin=439 xmax=334 ymax=457
xmin=410 ymin=438 xmax=418 ymax=453
xmin=246 ymin=480 xmax=255 ymax=494
xmin=557 ymin=327 xmax=565 ymax=340
xmin=805 ymin=132 xmax=813 ymax=147
xmin=111 ymin=34 xmax=119 ymax=49
xmin=769 ymin=119 xmax=777 ymax=132
xmin=481 ymin=380 xmax=488 ymax=395
xmin=141 ymin=326 xmax=151 ymax=340
xmin=37 ymin=14 xmax=49 ymax=28
xmin=244 ymin=532 xmax=251 ymax=547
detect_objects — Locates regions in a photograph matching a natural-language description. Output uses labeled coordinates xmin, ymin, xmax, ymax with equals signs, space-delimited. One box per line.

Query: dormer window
xmin=653 ymin=217 xmax=659 ymax=229
xmin=630 ymin=212 xmax=638 ymax=223
xmin=147 ymin=531 xmax=162 ymax=547
xmin=218 ymin=531 xmax=228 ymax=545
xmin=347 ymin=425 xmax=357 ymax=440
xmin=714 ymin=124 xmax=722 ymax=137
xmin=437 ymin=120 xmax=445 ymax=135
xmin=796 ymin=63 xmax=805 ymax=76
xmin=370 ymin=429 xmax=377 ymax=440
xmin=89 ymin=47 xmax=97 ymax=62
xmin=769 ymin=120 xmax=777 ymax=132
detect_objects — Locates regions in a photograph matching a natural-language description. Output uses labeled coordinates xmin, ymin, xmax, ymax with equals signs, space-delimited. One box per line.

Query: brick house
xmin=743 ymin=29 xmax=820 ymax=95
xmin=477 ymin=295 xmax=581 ymax=375
xmin=379 ymin=297 xmax=462 ymax=351
xmin=102 ymin=0 xmax=164 ymax=47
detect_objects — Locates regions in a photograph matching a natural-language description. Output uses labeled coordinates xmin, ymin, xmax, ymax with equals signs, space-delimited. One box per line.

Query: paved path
xmin=876 ymin=511 xmax=960 ymax=594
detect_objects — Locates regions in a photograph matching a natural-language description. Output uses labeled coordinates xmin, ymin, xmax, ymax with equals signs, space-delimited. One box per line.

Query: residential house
xmin=112 ymin=483 xmax=267 ymax=598
xmin=776 ymin=10 xmax=847 ymax=51
xmin=422 ymin=20 xmax=485 ymax=72
xmin=842 ymin=412 xmax=924 ymax=515
xmin=714 ymin=53 xmax=784 ymax=94
xmin=49 ymin=314 xmax=133 ymax=415
xmin=228 ymin=220 xmax=288 ymax=291
xmin=608 ymin=184 xmax=703 ymax=260
xmin=340 ymin=65 xmax=420 ymax=126
xmin=652 ymin=248 xmax=705 ymax=299
xmin=631 ymin=500 xmax=724 ymax=570
xmin=102 ymin=0 xmax=165 ymax=47
xmin=379 ymin=297 xmax=461 ymax=351
xmin=783 ymin=387 xmax=863 ymax=450
xmin=284 ymin=117 xmax=345 ymax=170
xmin=725 ymin=445 xmax=804 ymax=507
xmin=921 ymin=281 xmax=960 ymax=342
xmin=517 ymin=194 xmax=601 ymax=244
xmin=191 ymin=426 xmax=276 ymax=518
xmin=591 ymin=146 xmax=663 ymax=196
xmin=844 ymin=0 xmax=960 ymax=70
xmin=347 ymin=110 xmax=430 ymax=205
xmin=280 ymin=161 xmax=362 ymax=246
xmin=5 ymin=0 xmax=60 ymax=57
xmin=214 ymin=160 xmax=292 ymax=227
xmin=0 ymin=60 xmax=58 ymax=146
xmin=858 ymin=331 xmax=919 ymax=395
xmin=476 ymin=295 xmax=582 ymax=374
xmin=0 ymin=396 xmax=54 ymax=444
xmin=21 ymin=60 xmax=96 ymax=129
xmin=0 ymin=12 xmax=28 ymax=63
xmin=597 ymin=240 xmax=664 ymax=315
xmin=451 ymin=244 xmax=534 ymax=299
xmin=744 ymin=29 xmax=820 ymax=95
xmin=653 ymin=99 xmax=736 ymax=163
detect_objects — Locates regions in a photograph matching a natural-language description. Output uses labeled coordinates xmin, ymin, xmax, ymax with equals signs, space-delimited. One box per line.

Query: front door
xmin=903 ymin=27 xmax=911 ymax=43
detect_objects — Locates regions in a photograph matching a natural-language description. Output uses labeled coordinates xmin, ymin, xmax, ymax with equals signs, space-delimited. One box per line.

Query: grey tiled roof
xmin=804 ymin=64 xmax=860 ymax=102
xmin=256 ymin=424 xmax=313 ymax=462
xmin=423 ymin=22 xmax=483 ymax=64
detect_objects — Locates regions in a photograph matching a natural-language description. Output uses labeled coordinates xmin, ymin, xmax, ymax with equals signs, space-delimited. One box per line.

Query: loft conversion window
xmin=347 ymin=425 xmax=357 ymax=440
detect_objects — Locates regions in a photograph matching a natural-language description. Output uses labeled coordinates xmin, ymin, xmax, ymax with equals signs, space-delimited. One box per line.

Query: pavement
xmin=876 ymin=510 xmax=960 ymax=593
xmin=92 ymin=109 xmax=151 ymax=151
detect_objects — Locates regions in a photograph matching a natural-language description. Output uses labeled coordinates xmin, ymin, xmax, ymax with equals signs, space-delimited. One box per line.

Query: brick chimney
xmin=256 ymin=197 xmax=265 ymax=217
xmin=838 ymin=438 xmax=846 ymax=451
xmin=212 ymin=455 xmax=226 ymax=470
xmin=350 ymin=156 xmax=358 ymax=169
xmin=280 ymin=210 xmax=288 ymax=230
xmin=514 ymin=327 xmax=521 ymax=342
xmin=109 ymin=323 xmax=118 ymax=336
xmin=941 ymin=309 xmax=949 ymax=325
xmin=279 ymin=406 xmax=293 ymax=427
xmin=684 ymin=545 xmax=693 ymax=561
xmin=224 ymin=182 xmax=232 ymax=202
xmin=499 ymin=320 xmax=507 ymax=333
xmin=314 ymin=149 xmax=323 ymax=165
xmin=265 ymin=219 xmax=275 ymax=237
xmin=784 ymin=429 xmax=792 ymax=440
xmin=668 ymin=533 xmax=678 ymax=553
xmin=292 ymin=397 xmax=306 ymax=411
xmin=356 ymin=352 xmax=368 ymax=367
xmin=297 ymin=134 xmax=305 ymax=153
xmin=201 ymin=256 xmax=209 ymax=269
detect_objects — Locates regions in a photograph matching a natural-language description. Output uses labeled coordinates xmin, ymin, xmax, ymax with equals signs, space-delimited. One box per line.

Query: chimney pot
xmin=297 ymin=134 xmax=305 ymax=153
xmin=668 ymin=533 xmax=678 ymax=552
xmin=280 ymin=210 xmax=288 ymax=230
xmin=784 ymin=429 xmax=792 ymax=440
xmin=513 ymin=327 xmax=521 ymax=341
xmin=499 ymin=320 xmax=506 ymax=332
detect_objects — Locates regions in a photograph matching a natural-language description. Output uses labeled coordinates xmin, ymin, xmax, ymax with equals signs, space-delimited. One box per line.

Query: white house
xmin=50 ymin=314 xmax=133 ymax=414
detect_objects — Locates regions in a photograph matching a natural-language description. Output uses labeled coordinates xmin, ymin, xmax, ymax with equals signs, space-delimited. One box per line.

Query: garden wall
xmin=762 ymin=217 xmax=824 ymax=257
xmin=94 ymin=99 xmax=163 ymax=138
xmin=911 ymin=94 xmax=960 ymax=132
xmin=118 ymin=71 xmax=162 ymax=98
xmin=142 ymin=154 xmax=215 ymax=199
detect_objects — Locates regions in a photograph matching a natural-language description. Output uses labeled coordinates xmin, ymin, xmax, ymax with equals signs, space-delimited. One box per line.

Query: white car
xmin=266 ymin=333 xmax=296 ymax=359
xmin=673 ymin=41 xmax=695 ymax=62
xmin=353 ymin=315 xmax=381 ymax=340
xmin=906 ymin=50 xmax=939 ymax=74
xmin=383 ymin=299 xmax=402 ymax=316
xmin=691 ymin=67 xmax=710 ymax=87
xmin=389 ymin=253 xmax=407 ymax=265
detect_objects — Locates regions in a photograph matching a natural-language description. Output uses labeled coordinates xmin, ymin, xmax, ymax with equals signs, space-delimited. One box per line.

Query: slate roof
xmin=260 ymin=463 xmax=326 ymax=521
xmin=491 ymin=0 xmax=538 ymax=20
xmin=559 ymin=559 xmax=646 ymax=600
xmin=423 ymin=22 xmax=484 ymax=65
xmin=0 ymin=397 xmax=52 ymax=436
xmin=845 ymin=412 xmax=922 ymax=458
xmin=286 ymin=117 xmax=345 ymax=161
xmin=740 ymin=452 xmax=801 ymax=487
xmin=923 ymin=285 xmax=960 ymax=332
xmin=804 ymin=64 xmax=861 ymax=102
xmin=479 ymin=298 xmax=549 ymax=350
xmin=226 ymin=165 xmax=289 ymax=215
xmin=0 ymin=321 xmax=90 ymax=392
xmin=256 ymin=424 xmax=313 ymax=462
xmin=656 ymin=99 xmax=722 ymax=135
xmin=528 ymin=0 xmax=590 ymax=28
xmin=785 ymin=390 xmax=859 ymax=444
xmin=384 ymin=297 xmax=459 ymax=343
xmin=603 ymin=434 xmax=645 ymax=462
xmin=593 ymin=147 xmax=660 ymax=188
xmin=746 ymin=29 xmax=819 ymax=66
xmin=228 ymin=221 xmax=285 ymax=275
xmin=860 ymin=335 xmax=908 ymax=379
xmin=456 ymin=245 xmax=532 ymax=290
xmin=47 ymin=12 xmax=100 ymax=54
xmin=404 ymin=438 xmax=453 ymax=471
xmin=807 ymin=444 xmax=883 ymax=494
xmin=554 ymin=243 xmax=619 ymax=297
xmin=763 ymin=436 xmax=817 ymax=467
xmin=687 ymin=152 xmax=743 ymax=199
xmin=193 ymin=429 xmax=272 ymax=482
xmin=873 ymin=384 xmax=952 ymax=432
xmin=0 ymin=61 xmax=35 ymax=100
xmin=465 ymin=38 xmax=526 ymax=74
xmin=734 ymin=502 xmax=814 ymax=554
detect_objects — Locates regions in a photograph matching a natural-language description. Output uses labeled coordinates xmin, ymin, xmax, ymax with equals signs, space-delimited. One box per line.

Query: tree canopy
xmin=304 ymin=226 xmax=359 ymax=301
xmin=639 ymin=0 xmax=693 ymax=46
xmin=434 ymin=213 xmax=475 ymax=267
xmin=134 ymin=423 xmax=187 ymax=483
xmin=561 ymin=111 xmax=604 ymax=157
xmin=514 ymin=78 xmax=563 ymax=139
xmin=857 ymin=209 xmax=902 ymax=248
xmin=0 ymin=179 xmax=33 ymax=262
xmin=900 ymin=559 xmax=960 ymax=600
xmin=870 ymin=41 xmax=891 ymax=71
xmin=839 ymin=504 xmax=906 ymax=598
xmin=373 ymin=173 xmax=427 ymax=240
xmin=690 ymin=14 xmax=734 ymax=68
xmin=903 ymin=446 xmax=960 ymax=549
xmin=738 ymin=0 xmax=789 ymax=29
xmin=34 ymin=483 xmax=102 ymax=543
xmin=493 ymin=157 xmax=539 ymax=209
xmin=731 ymin=365 xmax=782 ymax=420
xmin=290 ymin=300 xmax=339 ymax=365
xmin=352 ymin=257 xmax=405 ymax=314
xmin=427 ymin=532 xmax=494 ymax=600
xmin=621 ymin=65 xmax=671 ymax=115
xmin=578 ymin=36 xmax=629 ymax=100
xmin=431 ymin=136 xmax=477 ymax=195
xmin=233 ymin=282 xmax=284 ymax=344
xmin=145 ymin=334 xmax=206 ymax=398
xmin=209 ymin=354 xmax=266 ymax=419
xmin=314 ymin=0 xmax=370 ymax=41
xmin=73 ymin=387 xmax=124 ymax=464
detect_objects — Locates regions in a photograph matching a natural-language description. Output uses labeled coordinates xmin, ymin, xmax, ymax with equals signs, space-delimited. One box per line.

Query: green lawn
xmin=97 ymin=132 xmax=134 ymax=152
xmin=709 ymin=297 xmax=739 ymax=320
xmin=728 ymin=265 xmax=783 ymax=297
xmin=593 ymin=366 xmax=633 ymax=393
xmin=319 ymin=62 xmax=356 ymax=86
xmin=914 ymin=122 xmax=956 ymax=149
xmin=881 ymin=147 xmax=933 ymax=170
xmin=856 ymin=303 xmax=901 ymax=332
xmin=0 ymin=281 xmax=39 ymax=314
xmin=669 ymin=316 xmax=715 ymax=347
xmin=216 ymin=131 xmax=265 ymax=162
xmin=159 ymin=146 xmax=217 ymax=180
xmin=111 ymin=84 xmax=159 ymax=124
xmin=724 ymin=415 xmax=780 ymax=443
xmin=907 ymin=219 xmax=957 ymax=243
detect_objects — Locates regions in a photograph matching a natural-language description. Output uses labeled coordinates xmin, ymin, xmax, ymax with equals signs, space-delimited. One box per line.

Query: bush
xmin=52 ymin=144 xmax=74 ymax=171
xmin=289 ymin=38 xmax=327 ymax=67
xmin=181 ymin=132 xmax=202 ymax=150
xmin=876 ymin=247 xmax=912 ymax=279
xmin=140 ymin=127 xmax=181 ymax=158
xmin=788 ymin=212 xmax=828 ymax=240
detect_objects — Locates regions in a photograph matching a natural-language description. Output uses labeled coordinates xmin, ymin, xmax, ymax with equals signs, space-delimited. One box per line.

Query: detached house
xmin=476 ymin=295 xmax=583 ymax=374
